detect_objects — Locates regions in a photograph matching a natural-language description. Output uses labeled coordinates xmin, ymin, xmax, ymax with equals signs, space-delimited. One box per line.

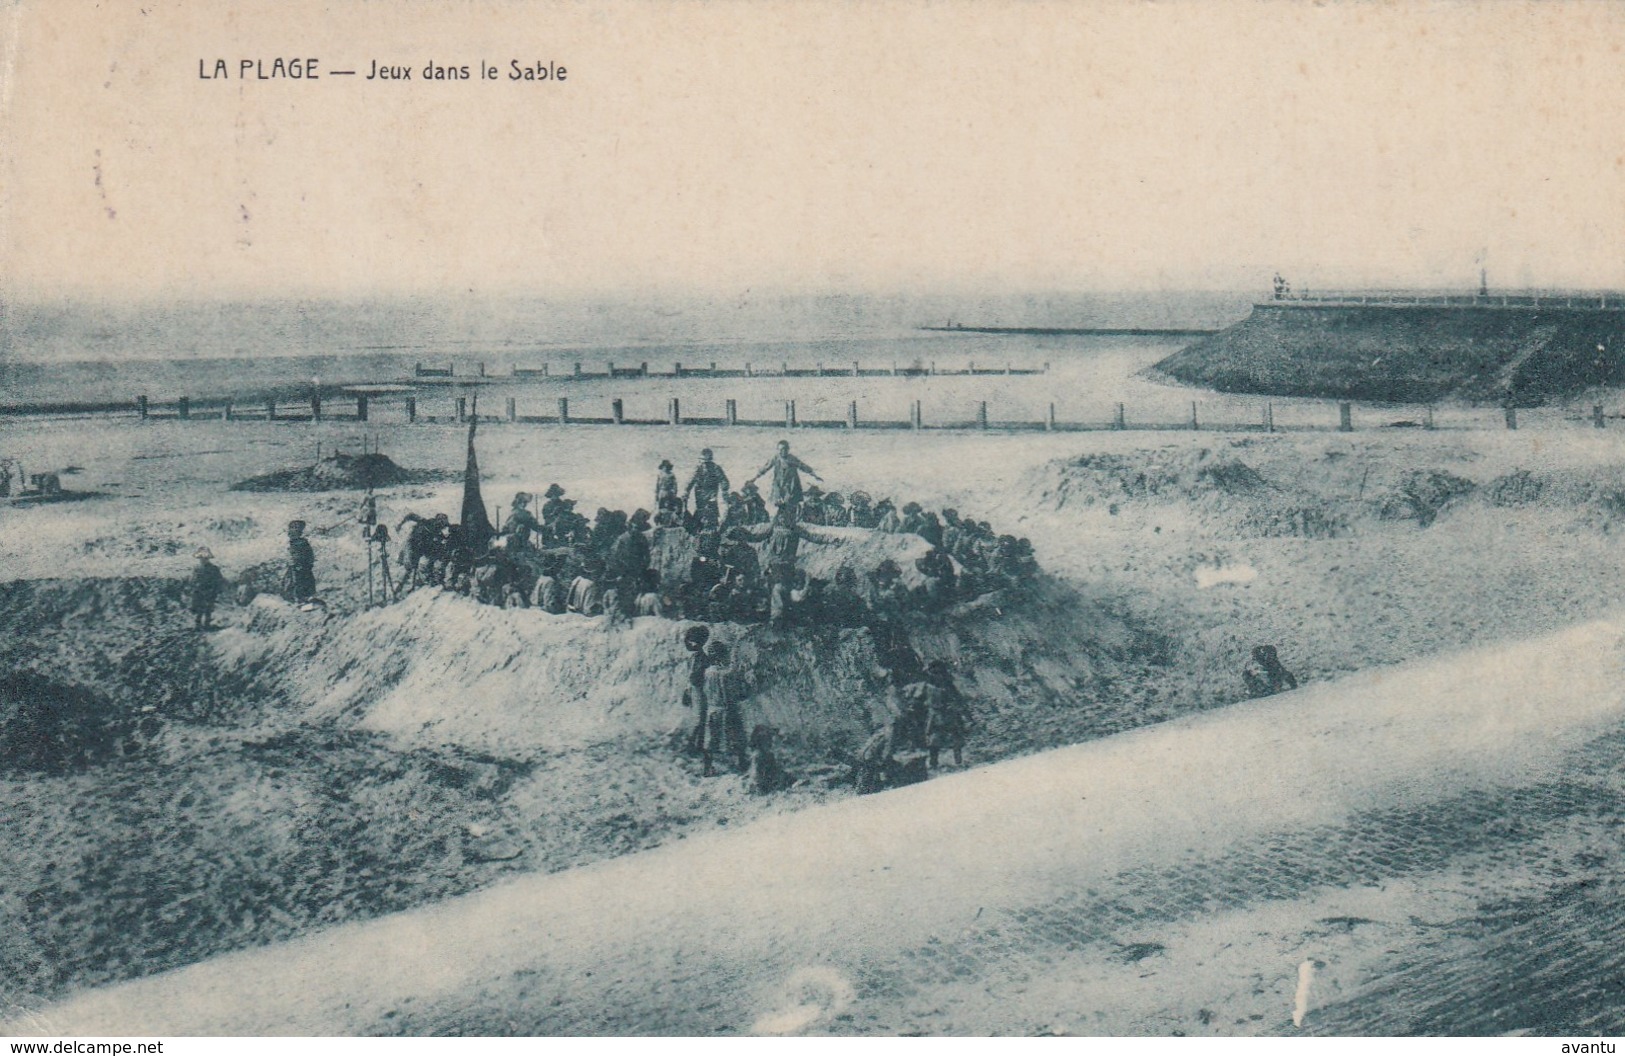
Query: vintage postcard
xmin=3 ymin=0 xmax=1625 ymax=1041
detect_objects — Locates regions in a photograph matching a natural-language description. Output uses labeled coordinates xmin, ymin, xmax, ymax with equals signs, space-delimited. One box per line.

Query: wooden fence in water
xmin=124 ymin=393 xmax=1617 ymax=433
xmin=420 ymin=359 xmax=1051 ymax=381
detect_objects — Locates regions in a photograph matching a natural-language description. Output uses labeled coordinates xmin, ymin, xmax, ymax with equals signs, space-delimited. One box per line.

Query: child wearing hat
xmin=286 ymin=520 xmax=317 ymax=603
xmin=189 ymin=547 xmax=227 ymax=630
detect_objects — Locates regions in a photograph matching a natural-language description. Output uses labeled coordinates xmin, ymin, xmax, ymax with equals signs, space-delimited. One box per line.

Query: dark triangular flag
xmin=460 ymin=405 xmax=495 ymax=550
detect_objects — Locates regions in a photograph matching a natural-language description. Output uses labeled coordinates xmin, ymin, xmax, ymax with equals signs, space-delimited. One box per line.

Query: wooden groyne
xmin=920 ymin=326 xmax=1219 ymax=336
xmin=122 ymin=393 xmax=1618 ymax=434
xmin=413 ymin=360 xmax=1050 ymax=383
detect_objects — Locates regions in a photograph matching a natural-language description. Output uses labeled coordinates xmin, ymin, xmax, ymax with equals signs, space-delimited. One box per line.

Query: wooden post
xmin=356 ymin=394 xmax=368 ymax=422
xmin=557 ymin=397 xmax=569 ymax=424
xmin=1004 ymin=363 xmax=1011 ymax=376
xmin=608 ymin=362 xmax=616 ymax=376
xmin=1505 ymin=406 xmax=1518 ymax=430
xmin=930 ymin=362 xmax=937 ymax=375
xmin=641 ymin=362 xmax=649 ymax=376
xmin=1423 ymin=405 xmax=1433 ymax=431
xmin=710 ymin=362 xmax=717 ymax=372
xmin=478 ymin=362 xmax=486 ymax=378
xmin=1114 ymin=403 xmax=1125 ymax=430
xmin=891 ymin=363 xmax=898 ymax=376
xmin=573 ymin=362 xmax=582 ymax=377
xmin=912 ymin=399 xmax=923 ymax=430
xmin=668 ymin=397 xmax=681 ymax=425
xmin=1046 ymin=403 xmax=1056 ymax=431
xmin=1044 ymin=362 xmax=1051 ymax=373
xmin=137 ymin=395 xmax=148 ymax=419
xmin=311 ymin=392 xmax=322 ymax=422
xmin=782 ymin=362 xmax=789 ymax=376
xmin=1190 ymin=402 xmax=1199 ymax=430
xmin=542 ymin=364 xmax=549 ymax=377
xmin=852 ymin=361 xmax=860 ymax=377
xmin=675 ymin=362 xmax=684 ymax=377
xmin=786 ymin=400 xmax=797 ymax=428
xmin=817 ymin=363 xmax=824 ymax=376
xmin=455 ymin=397 xmax=467 ymax=422
xmin=847 ymin=401 xmax=858 ymax=429
xmin=505 ymin=397 xmax=516 ymax=422
xmin=267 ymin=398 xmax=277 ymax=422
xmin=977 ymin=402 xmax=988 ymax=430
xmin=1264 ymin=402 xmax=1273 ymax=433
xmin=746 ymin=363 xmax=754 ymax=377
xmin=1338 ymin=402 xmax=1352 ymax=432
xmin=612 ymin=398 xmax=624 ymax=425
xmin=222 ymin=399 xmax=233 ymax=421
xmin=178 ymin=396 xmax=190 ymax=420
xmin=406 ymin=397 xmax=416 ymax=423
xmin=725 ymin=399 xmax=738 ymax=426
xmin=1594 ymin=404 xmax=1606 ymax=429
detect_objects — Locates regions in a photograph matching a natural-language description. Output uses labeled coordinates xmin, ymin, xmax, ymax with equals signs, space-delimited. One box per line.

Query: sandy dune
xmin=12 ymin=613 xmax=1622 ymax=1036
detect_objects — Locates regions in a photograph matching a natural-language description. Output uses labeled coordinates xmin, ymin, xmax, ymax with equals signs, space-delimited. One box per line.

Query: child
xmin=188 ymin=548 xmax=227 ymax=630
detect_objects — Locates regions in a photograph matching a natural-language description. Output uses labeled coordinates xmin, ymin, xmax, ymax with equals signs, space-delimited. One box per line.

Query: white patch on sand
xmin=1293 ymin=958 xmax=1315 ymax=1027
xmin=1195 ymin=564 xmax=1257 ymax=589
xmin=751 ymin=966 xmax=856 ymax=1035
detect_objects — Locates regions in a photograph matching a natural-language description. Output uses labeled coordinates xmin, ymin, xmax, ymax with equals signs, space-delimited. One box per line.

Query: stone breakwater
xmin=1156 ymin=301 xmax=1625 ymax=404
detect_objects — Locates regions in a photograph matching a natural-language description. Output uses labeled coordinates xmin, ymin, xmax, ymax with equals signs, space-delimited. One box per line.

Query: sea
xmin=0 ymin=291 xmax=1251 ymax=412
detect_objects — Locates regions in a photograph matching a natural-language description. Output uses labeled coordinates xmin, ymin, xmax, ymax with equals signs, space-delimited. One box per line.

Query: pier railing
xmin=1269 ymin=291 xmax=1625 ymax=310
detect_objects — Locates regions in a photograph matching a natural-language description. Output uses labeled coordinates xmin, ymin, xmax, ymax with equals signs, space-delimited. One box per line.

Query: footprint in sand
xmin=751 ymin=966 xmax=857 ymax=1035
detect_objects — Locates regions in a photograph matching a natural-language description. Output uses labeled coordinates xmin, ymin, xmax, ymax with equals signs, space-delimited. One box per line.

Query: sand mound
xmin=230 ymin=575 xmax=1149 ymax=763
xmin=230 ymin=452 xmax=447 ymax=493
xmin=1375 ymin=470 xmax=1477 ymax=527
xmin=1035 ymin=447 xmax=1269 ymax=511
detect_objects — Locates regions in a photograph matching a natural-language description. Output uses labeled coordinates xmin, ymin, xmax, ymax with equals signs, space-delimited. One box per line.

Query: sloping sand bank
xmin=15 ymin=614 xmax=1624 ymax=1036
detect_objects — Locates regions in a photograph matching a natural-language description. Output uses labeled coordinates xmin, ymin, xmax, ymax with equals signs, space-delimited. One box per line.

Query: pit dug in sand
xmin=230 ymin=452 xmax=451 ymax=493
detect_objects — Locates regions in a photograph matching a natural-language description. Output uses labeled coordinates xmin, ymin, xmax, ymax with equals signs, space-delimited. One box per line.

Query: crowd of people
xmin=175 ymin=438 xmax=1308 ymax=800
xmin=379 ymin=439 xmax=1040 ymax=630
xmin=675 ymin=620 xmax=974 ymax=795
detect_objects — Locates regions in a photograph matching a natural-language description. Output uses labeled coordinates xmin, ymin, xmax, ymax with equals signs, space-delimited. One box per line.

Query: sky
xmin=4 ymin=0 xmax=1625 ymax=302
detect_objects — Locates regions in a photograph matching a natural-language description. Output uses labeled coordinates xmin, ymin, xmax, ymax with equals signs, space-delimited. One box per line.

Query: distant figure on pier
xmin=1242 ymin=644 xmax=1298 ymax=698
xmin=683 ymin=449 xmax=730 ymax=531
xmin=284 ymin=520 xmax=317 ymax=604
xmin=748 ymin=439 xmax=821 ymax=513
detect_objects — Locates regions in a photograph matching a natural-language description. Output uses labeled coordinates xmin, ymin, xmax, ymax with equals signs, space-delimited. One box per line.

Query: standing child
xmin=188 ymin=548 xmax=227 ymax=630
xmin=702 ymin=640 xmax=750 ymax=776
